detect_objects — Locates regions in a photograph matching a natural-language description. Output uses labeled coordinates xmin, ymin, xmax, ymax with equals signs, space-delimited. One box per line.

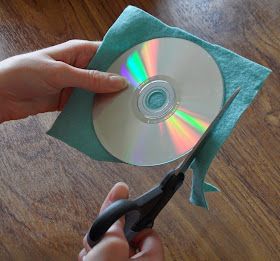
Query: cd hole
xmin=145 ymin=90 xmax=167 ymax=110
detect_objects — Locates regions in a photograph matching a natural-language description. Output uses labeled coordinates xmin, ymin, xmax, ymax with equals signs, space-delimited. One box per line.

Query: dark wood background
xmin=0 ymin=0 xmax=279 ymax=260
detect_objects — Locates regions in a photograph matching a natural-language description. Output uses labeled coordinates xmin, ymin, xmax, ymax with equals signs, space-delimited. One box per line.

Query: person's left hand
xmin=0 ymin=40 xmax=128 ymax=123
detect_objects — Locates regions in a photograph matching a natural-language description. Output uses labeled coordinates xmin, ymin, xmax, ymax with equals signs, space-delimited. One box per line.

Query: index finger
xmin=41 ymin=40 xmax=101 ymax=67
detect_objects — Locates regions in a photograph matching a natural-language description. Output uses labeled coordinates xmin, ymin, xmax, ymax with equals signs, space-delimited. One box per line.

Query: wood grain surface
xmin=0 ymin=0 xmax=279 ymax=260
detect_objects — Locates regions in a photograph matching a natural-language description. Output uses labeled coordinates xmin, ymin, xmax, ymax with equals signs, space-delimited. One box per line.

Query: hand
xmin=0 ymin=40 xmax=128 ymax=123
xmin=79 ymin=183 xmax=164 ymax=261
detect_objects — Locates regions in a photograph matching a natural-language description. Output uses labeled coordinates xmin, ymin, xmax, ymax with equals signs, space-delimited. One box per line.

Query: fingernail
xmin=109 ymin=182 xmax=129 ymax=202
xmin=108 ymin=184 xmax=119 ymax=202
xmin=109 ymin=75 xmax=129 ymax=89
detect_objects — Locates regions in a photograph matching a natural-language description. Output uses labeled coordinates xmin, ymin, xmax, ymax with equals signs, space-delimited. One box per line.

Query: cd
xmin=92 ymin=37 xmax=224 ymax=166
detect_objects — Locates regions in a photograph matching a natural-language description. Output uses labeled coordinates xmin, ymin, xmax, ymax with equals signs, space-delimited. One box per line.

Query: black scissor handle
xmin=87 ymin=170 xmax=182 ymax=248
xmin=87 ymin=199 xmax=138 ymax=247
xmin=124 ymin=209 xmax=153 ymax=242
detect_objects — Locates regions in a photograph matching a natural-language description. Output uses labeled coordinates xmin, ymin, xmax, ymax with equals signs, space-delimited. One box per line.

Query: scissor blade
xmin=176 ymin=87 xmax=241 ymax=174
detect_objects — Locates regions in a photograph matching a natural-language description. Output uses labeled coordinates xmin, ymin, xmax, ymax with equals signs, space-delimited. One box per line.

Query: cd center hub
xmin=145 ymin=89 xmax=167 ymax=110
xmin=137 ymin=79 xmax=176 ymax=123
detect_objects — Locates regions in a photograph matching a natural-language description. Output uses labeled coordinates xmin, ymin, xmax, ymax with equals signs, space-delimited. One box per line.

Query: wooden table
xmin=0 ymin=1 xmax=279 ymax=260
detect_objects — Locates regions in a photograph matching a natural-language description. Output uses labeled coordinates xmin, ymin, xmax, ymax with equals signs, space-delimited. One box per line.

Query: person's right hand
xmin=79 ymin=182 xmax=165 ymax=261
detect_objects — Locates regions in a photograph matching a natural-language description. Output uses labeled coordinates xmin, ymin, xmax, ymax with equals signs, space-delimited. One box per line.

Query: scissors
xmin=87 ymin=88 xmax=240 ymax=248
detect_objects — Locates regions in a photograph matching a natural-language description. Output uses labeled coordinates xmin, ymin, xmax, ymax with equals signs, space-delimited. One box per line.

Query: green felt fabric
xmin=48 ymin=6 xmax=271 ymax=208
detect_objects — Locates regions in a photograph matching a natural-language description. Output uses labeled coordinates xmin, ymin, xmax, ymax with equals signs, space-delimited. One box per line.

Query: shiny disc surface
xmin=92 ymin=37 xmax=224 ymax=166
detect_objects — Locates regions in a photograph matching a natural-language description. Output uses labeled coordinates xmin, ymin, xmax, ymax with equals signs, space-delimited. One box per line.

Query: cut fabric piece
xmin=48 ymin=6 xmax=271 ymax=208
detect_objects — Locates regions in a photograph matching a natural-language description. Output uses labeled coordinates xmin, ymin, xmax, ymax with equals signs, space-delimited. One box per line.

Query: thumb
xmin=100 ymin=182 xmax=129 ymax=214
xmin=82 ymin=183 xmax=130 ymax=261
xmin=131 ymin=229 xmax=164 ymax=261
xmin=83 ymin=182 xmax=129 ymax=251
xmin=100 ymin=182 xmax=129 ymax=240
xmin=59 ymin=63 xmax=128 ymax=93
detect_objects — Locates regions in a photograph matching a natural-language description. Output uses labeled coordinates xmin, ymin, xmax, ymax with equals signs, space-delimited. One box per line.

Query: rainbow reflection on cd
xmin=164 ymin=108 xmax=209 ymax=154
xmin=119 ymin=39 xmax=210 ymax=156
xmin=120 ymin=39 xmax=159 ymax=87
